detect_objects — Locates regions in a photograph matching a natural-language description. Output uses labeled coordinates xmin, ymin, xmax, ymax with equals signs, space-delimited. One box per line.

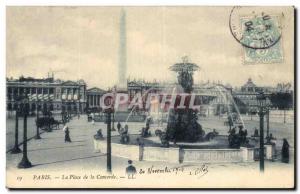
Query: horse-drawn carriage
xmin=36 ymin=117 xmax=62 ymax=131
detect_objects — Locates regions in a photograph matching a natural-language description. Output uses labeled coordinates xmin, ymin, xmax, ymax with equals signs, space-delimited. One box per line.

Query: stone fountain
xmin=165 ymin=56 xmax=205 ymax=143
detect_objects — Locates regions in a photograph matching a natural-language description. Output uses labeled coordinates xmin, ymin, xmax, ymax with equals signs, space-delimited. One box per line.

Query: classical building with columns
xmin=6 ymin=76 xmax=87 ymax=114
xmin=86 ymin=87 xmax=106 ymax=110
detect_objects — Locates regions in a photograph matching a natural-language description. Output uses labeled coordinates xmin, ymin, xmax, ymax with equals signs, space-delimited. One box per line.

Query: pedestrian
xmin=282 ymin=138 xmax=290 ymax=163
xmin=253 ymin=128 xmax=259 ymax=137
xmin=136 ymin=138 xmax=144 ymax=161
xmin=94 ymin=129 xmax=104 ymax=140
xmin=117 ymin=122 xmax=121 ymax=132
xmin=124 ymin=124 xmax=129 ymax=134
xmin=64 ymin=125 xmax=72 ymax=143
xmin=126 ymin=160 xmax=137 ymax=179
xmin=62 ymin=124 xmax=68 ymax=132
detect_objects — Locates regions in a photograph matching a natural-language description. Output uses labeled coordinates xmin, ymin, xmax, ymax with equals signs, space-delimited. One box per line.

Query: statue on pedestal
xmin=166 ymin=57 xmax=205 ymax=143
xmin=119 ymin=124 xmax=130 ymax=144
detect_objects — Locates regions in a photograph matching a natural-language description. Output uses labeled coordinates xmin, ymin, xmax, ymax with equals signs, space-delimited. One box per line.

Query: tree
xmin=269 ymin=92 xmax=293 ymax=123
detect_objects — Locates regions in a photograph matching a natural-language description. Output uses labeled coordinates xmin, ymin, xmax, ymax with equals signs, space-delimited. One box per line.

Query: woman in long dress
xmin=282 ymin=138 xmax=289 ymax=163
xmin=63 ymin=125 xmax=72 ymax=143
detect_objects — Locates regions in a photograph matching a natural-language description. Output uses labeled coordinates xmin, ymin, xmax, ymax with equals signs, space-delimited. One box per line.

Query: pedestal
xmin=241 ymin=147 xmax=255 ymax=162
xmin=18 ymin=156 xmax=32 ymax=168
xmin=11 ymin=147 xmax=22 ymax=154
xmin=265 ymin=143 xmax=275 ymax=160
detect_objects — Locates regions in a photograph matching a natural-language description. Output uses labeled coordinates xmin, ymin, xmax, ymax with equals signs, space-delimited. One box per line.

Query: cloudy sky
xmin=6 ymin=6 xmax=294 ymax=89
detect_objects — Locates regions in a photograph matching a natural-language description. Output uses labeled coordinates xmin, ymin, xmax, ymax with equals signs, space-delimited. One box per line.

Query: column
xmin=11 ymin=87 xmax=14 ymax=102
xmin=48 ymin=88 xmax=51 ymax=110
xmin=66 ymin=88 xmax=69 ymax=99
xmin=91 ymin=95 xmax=94 ymax=107
xmin=89 ymin=95 xmax=91 ymax=107
xmin=90 ymin=95 xmax=92 ymax=107
xmin=92 ymin=95 xmax=95 ymax=106
xmin=71 ymin=88 xmax=74 ymax=99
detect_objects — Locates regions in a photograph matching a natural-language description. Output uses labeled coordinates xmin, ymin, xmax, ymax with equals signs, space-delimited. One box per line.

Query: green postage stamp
xmin=240 ymin=15 xmax=284 ymax=64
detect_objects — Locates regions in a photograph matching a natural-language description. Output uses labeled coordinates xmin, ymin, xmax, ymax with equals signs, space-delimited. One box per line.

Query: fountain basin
xmin=94 ymin=135 xmax=256 ymax=164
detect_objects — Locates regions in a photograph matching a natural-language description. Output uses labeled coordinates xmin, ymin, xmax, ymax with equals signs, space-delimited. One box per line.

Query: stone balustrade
xmin=94 ymin=139 xmax=257 ymax=163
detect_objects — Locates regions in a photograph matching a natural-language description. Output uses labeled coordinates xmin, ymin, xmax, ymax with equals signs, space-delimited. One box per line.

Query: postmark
xmin=229 ymin=6 xmax=284 ymax=64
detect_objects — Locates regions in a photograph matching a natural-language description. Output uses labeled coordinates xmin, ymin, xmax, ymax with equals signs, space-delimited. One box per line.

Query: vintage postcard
xmin=6 ymin=6 xmax=295 ymax=189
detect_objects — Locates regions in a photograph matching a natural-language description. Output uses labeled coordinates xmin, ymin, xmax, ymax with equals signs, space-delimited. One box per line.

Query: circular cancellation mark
xmin=229 ymin=6 xmax=282 ymax=50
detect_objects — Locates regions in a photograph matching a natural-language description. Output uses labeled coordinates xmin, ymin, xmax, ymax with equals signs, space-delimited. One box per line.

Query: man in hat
xmin=126 ymin=160 xmax=137 ymax=179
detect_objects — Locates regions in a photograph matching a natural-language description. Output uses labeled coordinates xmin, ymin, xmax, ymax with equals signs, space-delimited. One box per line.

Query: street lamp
xmin=105 ymin=108 xmax=112 ymax=173
xmin=18 ymin=95 xmax=32 ymax=168
xmin=112 ymin=86 xmax=117 ymax=131
xmin=266 ymin=108 xmax=271 ymax=144
xmin=112 ymin=111 xmax=115 ymax=131
xmin=256 ymin=91 xmax=267 ymax=172
xmin=11 ymin=96 xmax=22 ymax=154
xmin=35 ymin=99 xmax=41 ymax=139
xmin=104 ymin=95 xmax=114 ymax=173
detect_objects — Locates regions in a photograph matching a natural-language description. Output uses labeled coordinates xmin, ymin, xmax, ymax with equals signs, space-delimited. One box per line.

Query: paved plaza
xmin=6 ymin=114 xmax=62 ymax=151
xmin=6 ymin=114 xmax=294 ymax=168
xmin=6 ymin=112 xmax=294 ymax=151
xmin=6 ymin=114 xmax=295 ymax=188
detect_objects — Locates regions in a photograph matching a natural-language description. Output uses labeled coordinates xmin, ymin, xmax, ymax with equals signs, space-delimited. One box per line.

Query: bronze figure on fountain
xmin=165 ymin=56 xmax=205 ymax=143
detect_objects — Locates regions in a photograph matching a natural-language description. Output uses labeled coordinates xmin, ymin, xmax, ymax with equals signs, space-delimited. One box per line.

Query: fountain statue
xmin=165 ymin=56 xmax=205 ymax=143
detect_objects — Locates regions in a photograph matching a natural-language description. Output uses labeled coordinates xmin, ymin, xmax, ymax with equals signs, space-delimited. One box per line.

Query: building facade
xmin=231 ymin=78 xmax=293 ymax=113
xmin=6 ymin=76 xmax=87 ymax=114
xmin=86 ymin=87 xmax=106 ymax=111
xmin=233 ymin=78 xmax=272 ymax=110
xmin=7 ymin=76 xmax=292 ymax=116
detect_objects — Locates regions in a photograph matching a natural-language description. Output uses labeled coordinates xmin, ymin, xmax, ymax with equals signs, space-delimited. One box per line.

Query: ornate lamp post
xmin=18 ymin=95 xmax=32 ymax=168
xmin=265 ymin=108 xmax=271 ymax=144
xmin=256 ymin=91 xmax=267 ymax=172
xmin=11 ymin=96 xmax=22 ymax=154
xmin=112 ymin=86 xmax=117 ymax=131
xmin=104 ymin=96 xmax=113 ymax=173
xmin=106 ymin=109 xmax=112 ymax=173
xmin=62 ymin=95 xmax=66 ymax=124
xmin=35 ymin=99 xmax=41 ymax=139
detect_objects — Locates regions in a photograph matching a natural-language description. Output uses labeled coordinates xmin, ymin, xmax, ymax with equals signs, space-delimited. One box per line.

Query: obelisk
xmin=118 ymin=8 xmax=127 ymax=89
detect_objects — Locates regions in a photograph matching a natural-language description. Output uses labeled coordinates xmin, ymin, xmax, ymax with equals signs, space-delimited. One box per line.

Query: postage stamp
xmin=240 ymin=15 xmax=284 ymax=64
xmin=229 ymin=7 xmax=284 ymax=64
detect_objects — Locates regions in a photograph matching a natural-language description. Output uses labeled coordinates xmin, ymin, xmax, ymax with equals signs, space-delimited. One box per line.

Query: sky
xmin=6 ymin=6 xmax=294 ymax=89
